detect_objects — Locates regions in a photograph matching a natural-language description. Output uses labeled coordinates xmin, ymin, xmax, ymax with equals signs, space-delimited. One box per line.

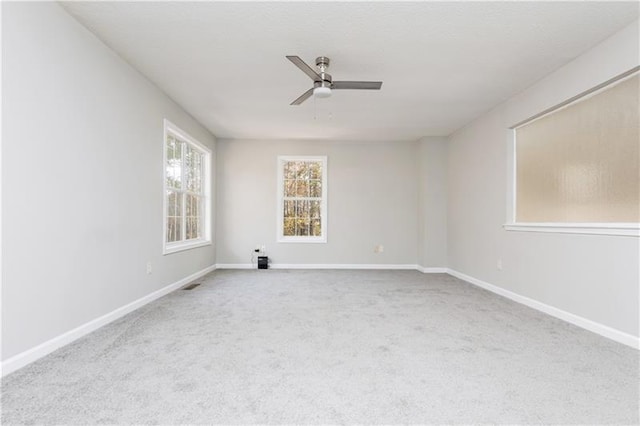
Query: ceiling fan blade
xmin=332 ymin=81 xmax=383 ymax=90
xmin=290 ymin=88 xmax=314 ymax=105
xmin=286 ymin=56 xmax=322 ymax=82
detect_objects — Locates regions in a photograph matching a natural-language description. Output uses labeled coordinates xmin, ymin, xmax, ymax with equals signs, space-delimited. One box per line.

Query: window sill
xmin=503 ymin=223 xmax=639 ymax=237
xmin=277 ymin=236 xmax=327 ymax=243
xmin=163 ymin=239 xmax=212 ymax=255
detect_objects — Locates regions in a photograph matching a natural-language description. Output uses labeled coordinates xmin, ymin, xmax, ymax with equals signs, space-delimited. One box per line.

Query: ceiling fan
xmin=286 ymin=56 xmax=383 ymax=105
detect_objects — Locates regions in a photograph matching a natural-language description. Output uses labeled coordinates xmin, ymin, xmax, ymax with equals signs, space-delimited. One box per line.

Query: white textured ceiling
xmin=61 ymin=1 xmax=638 ymax=141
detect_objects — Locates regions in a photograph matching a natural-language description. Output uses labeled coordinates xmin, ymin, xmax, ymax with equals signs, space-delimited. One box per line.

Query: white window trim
xmin=277 ymin=155 xmax=328 ymax=243
xmin=163 ymin=119 xmax=212 ymax=255
xmin=503 ymin=223 xmax=640 ymax=237
xmin=504 ymin=68 xmax=640 ymax=238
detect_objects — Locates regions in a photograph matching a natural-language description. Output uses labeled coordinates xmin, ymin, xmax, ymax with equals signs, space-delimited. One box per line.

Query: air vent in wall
xmin=182 ymin=283 xmax=201 ymax=290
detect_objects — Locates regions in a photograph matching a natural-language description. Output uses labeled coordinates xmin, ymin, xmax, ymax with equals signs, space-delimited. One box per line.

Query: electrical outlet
xmin=497 ymin=258 xmax=503 ymax=271
xmin=261 ymin=244 xmax=266 ymax=253
xmin=374 ymin=245 xmax=384 ymax=253
xmin=146 ymin=261 xmax=152 ymax=275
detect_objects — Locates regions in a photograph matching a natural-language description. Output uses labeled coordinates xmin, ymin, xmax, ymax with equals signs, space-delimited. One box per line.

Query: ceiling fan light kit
xmin=286 ymin=55 xmax=383 ymax=105
xmin=313 ymin=86 xmax=332 ymax=98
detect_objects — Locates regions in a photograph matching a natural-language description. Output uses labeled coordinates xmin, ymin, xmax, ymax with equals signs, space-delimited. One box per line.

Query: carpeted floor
xmin=1 ymin=270 xmax=638 ymax=424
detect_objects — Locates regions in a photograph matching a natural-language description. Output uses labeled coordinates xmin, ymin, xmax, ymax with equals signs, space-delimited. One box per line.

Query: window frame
xmin=276 ymin=155 xmax=328 ymax=243
xmin=504 ymin=67 xmax=640 ymax=238
xmin=163 ymin=119 xmax=212 ymax=254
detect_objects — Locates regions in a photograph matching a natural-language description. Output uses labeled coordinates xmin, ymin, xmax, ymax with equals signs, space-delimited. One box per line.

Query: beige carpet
xmin=2 ymin=269 xmax=638 ymax=424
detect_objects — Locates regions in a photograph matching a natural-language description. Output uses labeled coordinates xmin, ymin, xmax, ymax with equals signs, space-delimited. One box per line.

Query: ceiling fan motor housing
xmin=314 ymin=81 xmax=332 ymax=89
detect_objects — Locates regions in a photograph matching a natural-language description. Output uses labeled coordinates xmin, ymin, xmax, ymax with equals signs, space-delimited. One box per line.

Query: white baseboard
xmin=446 ymin=269 xmax=639 ymax=350
xmin=1 ymin=264 xmax=217 ymax=377
xmin=417 ymin=266 xmax=448 ymax=273
xmin=215 ymin=263 xmax=254 ymax=269
xmin=272 ymin=263 xmax=420 ymax=270
xmin=216 ymin=263 xmax=424 ymax=270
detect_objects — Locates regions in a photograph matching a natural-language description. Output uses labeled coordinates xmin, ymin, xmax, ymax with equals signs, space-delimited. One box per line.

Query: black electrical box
xmin=257 ymin=256 xmax=268 ymax=269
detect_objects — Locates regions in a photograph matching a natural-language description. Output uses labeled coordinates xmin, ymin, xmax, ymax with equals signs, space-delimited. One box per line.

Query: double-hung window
xmin=163 ymin=120 xmax=212 ymax=254
xmin=277 ymin=156 xmax=327 ymax=243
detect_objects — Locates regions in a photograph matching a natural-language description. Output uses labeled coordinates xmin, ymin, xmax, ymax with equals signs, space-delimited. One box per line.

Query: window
xmin=163 ymin=120 xmax=212 ymax=254
xmin=506 ymin=69 xmax=639 ymax=236
xmin=277 ymin=156 xmax=327 ymax=243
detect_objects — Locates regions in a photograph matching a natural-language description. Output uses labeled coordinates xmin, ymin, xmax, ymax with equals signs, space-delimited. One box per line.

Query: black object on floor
xmin=258 ymin=256 xmax=268 ymax=269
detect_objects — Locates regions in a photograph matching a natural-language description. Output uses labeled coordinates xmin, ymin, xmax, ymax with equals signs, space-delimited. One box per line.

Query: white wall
xmin=417 ymin=137 xmax=448 ymax=268
xmin=1 ymin=2 xmax=216 ymax=360
xmin=447 ymin=20 xmax=639 ymax=337
xmin=216 ymin=139 xmax=419 ymax=266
